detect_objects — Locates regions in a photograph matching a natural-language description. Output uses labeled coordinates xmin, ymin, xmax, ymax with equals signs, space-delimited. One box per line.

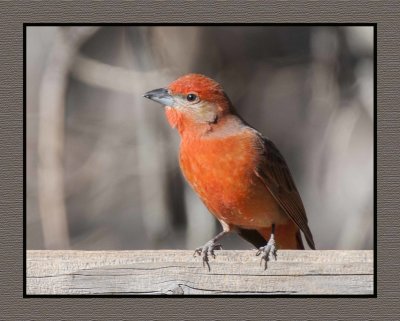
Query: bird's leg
xmin=256 ymin=224 xmax=278 ymax=270
xmin=193 ymin=230 xmax=227 ymax=271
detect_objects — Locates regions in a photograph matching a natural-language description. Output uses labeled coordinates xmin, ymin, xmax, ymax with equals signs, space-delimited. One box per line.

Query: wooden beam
xmin=27 ymin=250 xmax=373 ymax=295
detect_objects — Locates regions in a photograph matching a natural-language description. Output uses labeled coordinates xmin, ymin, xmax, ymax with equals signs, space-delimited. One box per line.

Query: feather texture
xmin=254 ymin=135 xmax=316 ymax=249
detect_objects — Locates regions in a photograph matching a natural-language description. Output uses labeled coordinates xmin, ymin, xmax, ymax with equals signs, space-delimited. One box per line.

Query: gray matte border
xmin=1 ymin=1 xmax=398 ymax=320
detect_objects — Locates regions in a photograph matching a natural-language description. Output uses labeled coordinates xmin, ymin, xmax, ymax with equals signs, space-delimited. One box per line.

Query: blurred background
xmin=26 ymin=26 xmax=374 ymax=251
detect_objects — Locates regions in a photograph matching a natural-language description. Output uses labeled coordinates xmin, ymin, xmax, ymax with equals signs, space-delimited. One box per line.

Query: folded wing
xmin=254 ymin=135 xmax=316 ymax=249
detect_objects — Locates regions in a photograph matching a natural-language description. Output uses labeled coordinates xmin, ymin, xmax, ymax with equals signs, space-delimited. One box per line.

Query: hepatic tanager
xmin=144 ymin=74 xmax=315 ymax=270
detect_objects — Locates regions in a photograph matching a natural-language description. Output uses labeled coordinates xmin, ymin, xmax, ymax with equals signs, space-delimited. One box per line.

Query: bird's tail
xmin=296 ymin=229 xmax=305 ymax=250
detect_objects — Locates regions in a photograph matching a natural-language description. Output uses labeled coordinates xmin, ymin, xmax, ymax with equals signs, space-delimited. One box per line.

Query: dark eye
xmin=186 ymin=93 xmax=197 ymax=102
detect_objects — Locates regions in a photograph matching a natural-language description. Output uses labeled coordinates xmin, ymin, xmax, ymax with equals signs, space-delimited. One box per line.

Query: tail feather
xmin=296 ymin=229 xmax=305 ymax=250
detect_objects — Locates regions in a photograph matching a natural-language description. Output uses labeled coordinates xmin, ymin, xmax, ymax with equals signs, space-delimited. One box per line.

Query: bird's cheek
xmin=193 ymin=105 xmax=218 ymax=123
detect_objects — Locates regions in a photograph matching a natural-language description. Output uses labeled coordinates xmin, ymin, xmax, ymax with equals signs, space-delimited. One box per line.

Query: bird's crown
xmin=168 ymin=74 xmax=224 ymax=102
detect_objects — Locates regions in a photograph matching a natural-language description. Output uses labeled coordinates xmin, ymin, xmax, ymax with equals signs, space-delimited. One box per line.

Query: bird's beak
xmin=143 ymin=88 xmax=175 ymax=107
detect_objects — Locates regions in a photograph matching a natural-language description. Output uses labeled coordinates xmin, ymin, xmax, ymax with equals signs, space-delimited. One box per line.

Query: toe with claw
xmin=193 ymin=240 xmax=222 ymax=271
xmin=256 ymin=237 xmax=278 ymax=270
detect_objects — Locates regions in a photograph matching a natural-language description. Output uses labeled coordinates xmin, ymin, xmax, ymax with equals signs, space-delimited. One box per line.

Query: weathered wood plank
xmin=27 ymin=250 xmax=373 ymax=295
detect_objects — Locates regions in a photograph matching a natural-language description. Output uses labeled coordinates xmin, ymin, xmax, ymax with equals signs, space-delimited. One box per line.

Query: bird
xmin=144 ymin=73 xmax=315 ymax=270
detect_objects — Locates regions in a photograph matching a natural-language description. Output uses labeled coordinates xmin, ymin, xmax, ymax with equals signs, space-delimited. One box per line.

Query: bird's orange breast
xmin=179 ymin=129 xmax=287 ymax=229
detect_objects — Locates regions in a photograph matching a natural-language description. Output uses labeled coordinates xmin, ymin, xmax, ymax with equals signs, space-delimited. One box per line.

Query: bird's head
xmin=144 ymin=74 xmax=232 ymax=134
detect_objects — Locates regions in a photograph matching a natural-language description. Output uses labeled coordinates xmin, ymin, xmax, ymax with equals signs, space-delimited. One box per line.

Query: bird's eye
xmin=186 ymin=93 xmax=198 ymax=102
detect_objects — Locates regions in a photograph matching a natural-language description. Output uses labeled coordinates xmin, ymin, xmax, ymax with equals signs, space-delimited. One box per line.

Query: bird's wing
xmin=254 ymin=135 xmax=316 ymax=249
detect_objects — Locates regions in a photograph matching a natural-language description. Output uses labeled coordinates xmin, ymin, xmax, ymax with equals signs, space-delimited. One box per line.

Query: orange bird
xmin=144 ymin=74 xmax=315 ymax=269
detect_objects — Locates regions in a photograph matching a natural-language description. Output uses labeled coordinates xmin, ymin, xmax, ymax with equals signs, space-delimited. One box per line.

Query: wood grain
xmin=27 ymin=250 xmax=373 ymax=295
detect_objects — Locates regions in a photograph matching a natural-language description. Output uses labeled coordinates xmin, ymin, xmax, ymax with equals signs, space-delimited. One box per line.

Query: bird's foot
xmin=256 ymin=237 xmax=277 ymax=270
xmin=193 ymin=240 xmax=223 ymax=271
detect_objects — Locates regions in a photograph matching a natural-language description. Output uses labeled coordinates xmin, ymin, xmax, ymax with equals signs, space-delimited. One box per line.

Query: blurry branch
xmin=38 ymin=27 xmax=99 ymax=249
xmin=71 ymin=30 xmax=174 ymax=245
xmin=70 ymin=54 xmax=168 ymax=93
xmin=307 ymin=28 xmax=373 ymax=249
xmin=122 ymin=31 xmax=173 ymax=245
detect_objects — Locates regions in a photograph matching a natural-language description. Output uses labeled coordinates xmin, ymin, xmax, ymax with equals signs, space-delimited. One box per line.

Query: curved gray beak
xmin=143 ymin=88 xmax=175 ymax=107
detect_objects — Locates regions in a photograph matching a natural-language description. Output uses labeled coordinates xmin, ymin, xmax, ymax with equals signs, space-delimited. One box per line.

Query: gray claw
xmin=193 ymin=241 xmax=222 ymax=271
xmin=256 ymin=237 xmax=277 ymax=270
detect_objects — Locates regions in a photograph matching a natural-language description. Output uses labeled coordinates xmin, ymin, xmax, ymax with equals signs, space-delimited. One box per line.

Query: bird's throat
xmin=165 ymin=107 xmax=214 ymax=138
